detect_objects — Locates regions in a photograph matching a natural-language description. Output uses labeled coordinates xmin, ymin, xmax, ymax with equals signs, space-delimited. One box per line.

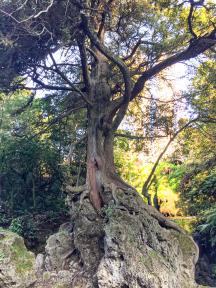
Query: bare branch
xmin=123 ymin=38 xmax=142 ymax=61
xmin=0 ymin=0 xmax=54 ymax=24
xmin=86 ymin=47 xmax=99 ymax=62
xmin=49 ymin=52 xmax=93 ymax=106
xmin=32 ymin=77 xmax=73 ymax=92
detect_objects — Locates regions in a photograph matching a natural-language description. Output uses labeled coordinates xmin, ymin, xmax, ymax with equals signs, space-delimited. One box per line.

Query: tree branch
xmin=132 ymin=31 xmax=216 ymax=100
xmin=77 ymin=38 xmax=91 ymax=93
xmin=30 ymin=104 xmax=86 ymax=139
xmin=114 ymin=133 xmax=168 ymax=140
xmin=81 ymin=12 xmax=132 ymax=129
xmin=32 ymin=77 xmax=73 ymax=91
xmin=123 ymin=38 xmax=142 ymax=61
xmin=0 ymin=0 xmax=54 ymax=24
xmin=49 ymin=52 xmax=93 ymax=106
xmin=188 ymin=1 xmax=197 ymax=39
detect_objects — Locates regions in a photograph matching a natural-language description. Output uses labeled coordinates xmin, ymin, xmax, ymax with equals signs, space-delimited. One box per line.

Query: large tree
xmin=0 ymin=1 xmax=216 ymax=286
xmin=0 ymin=0 xmax=215 ymax=210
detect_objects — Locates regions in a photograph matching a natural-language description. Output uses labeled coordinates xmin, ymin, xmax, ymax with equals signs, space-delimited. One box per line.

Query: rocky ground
xmin=0 ymin=188 xmax=211 ymax=288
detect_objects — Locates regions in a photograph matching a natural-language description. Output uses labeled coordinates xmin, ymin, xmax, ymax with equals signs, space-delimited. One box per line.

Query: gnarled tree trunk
xmin=86 ymin=59 xmax=130 ymax=212
xmin=37 ymin=60 xmax=201 ymax=288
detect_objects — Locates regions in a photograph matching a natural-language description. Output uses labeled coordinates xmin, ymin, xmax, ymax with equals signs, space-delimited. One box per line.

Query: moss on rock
xmin=0 ymin=229 xmax=36 ymax=287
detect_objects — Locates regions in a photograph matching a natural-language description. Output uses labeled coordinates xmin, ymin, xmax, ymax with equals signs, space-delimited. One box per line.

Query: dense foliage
xmin=0 ymin=91 xmax=87 ymax=216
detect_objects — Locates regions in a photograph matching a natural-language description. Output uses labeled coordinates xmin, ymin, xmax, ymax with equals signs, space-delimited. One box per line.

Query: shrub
xmin=198 ymin=207 xmax=216 ymax=254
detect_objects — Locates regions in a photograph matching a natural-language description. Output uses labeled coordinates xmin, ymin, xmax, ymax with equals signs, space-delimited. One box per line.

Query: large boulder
xmin=0 ymin=229 xmax=36 ymax=288
xmin=44 ymin=222 xmax=74 ymax=272
xmin=36 ymin=186 xmax=205 ymax=288
xmin=97 ymin=208 xmax=198 ymax=288
xmin=35 ymin=223 xmax=79 ymax=288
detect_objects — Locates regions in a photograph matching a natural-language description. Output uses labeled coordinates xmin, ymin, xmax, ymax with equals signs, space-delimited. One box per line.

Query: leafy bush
xmin=198 ymin=207 xmax=216 ymax=252
xmin=9 ymin=216 xmax=38 ymax=245
xmin=9 ymin=218 xmax=23 ymax=235
xmin=178 ymin=159 xmax=216 ymax=215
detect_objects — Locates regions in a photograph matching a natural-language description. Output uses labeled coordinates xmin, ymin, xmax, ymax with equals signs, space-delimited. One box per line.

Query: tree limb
xmin=114 ymin=133 xmax=168 ymax=140
xmin=30 ymin=104 xmax=86 ymax=139
xmin=132 ymin=31 xmax=216 ymax=100
xmin=188 ymin=1 xmax=197 ymax=39
xmin=32 ymin=77 xmax=73 ymax=91
xmin=49 ymin=52 xmax=93 ymax=106
xmin=77 ymin=38 xmax=91 ymax=93
xmin=0 ymin=0 xmax=54 ymax=24
xmin=81 ymin=12 xmax=132 ymax=129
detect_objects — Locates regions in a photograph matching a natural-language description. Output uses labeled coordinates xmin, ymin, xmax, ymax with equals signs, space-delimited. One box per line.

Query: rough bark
xmin=84 ymin=56 xmax=130 ymax=212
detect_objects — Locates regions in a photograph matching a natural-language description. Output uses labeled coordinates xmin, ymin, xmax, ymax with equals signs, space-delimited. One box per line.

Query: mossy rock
xmin=0 ymin=229 xmax=36 ymax=287
xmin=171 ymin=230 xmax=198 ymax=262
